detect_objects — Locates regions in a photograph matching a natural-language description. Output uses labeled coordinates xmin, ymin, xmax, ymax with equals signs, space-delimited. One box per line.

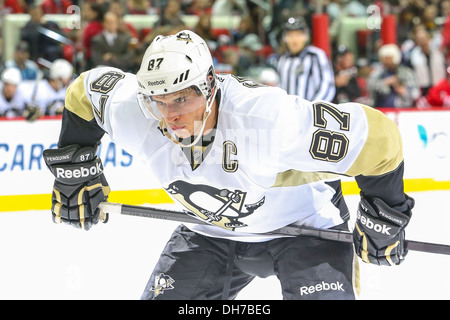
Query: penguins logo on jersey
xmin=165 ymin=180 xmax=265 ymax=230
xmin=150 ymin=273 xmax=175 ymax=297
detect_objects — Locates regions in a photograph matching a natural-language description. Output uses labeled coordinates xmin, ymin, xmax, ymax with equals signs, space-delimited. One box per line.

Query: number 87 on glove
xmin=43 ymin=144 xmax=110 ymax=230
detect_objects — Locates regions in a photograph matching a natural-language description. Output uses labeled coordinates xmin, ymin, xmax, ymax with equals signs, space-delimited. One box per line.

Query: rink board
xmin=1 ymin=108 xmax=450 ymax=211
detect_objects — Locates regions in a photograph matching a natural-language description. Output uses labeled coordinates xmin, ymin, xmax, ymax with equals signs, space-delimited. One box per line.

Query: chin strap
xmin=159 ymin=86 xmax=218 ymax=148
xmin=158 ymin=109 xmax=211 ymax=147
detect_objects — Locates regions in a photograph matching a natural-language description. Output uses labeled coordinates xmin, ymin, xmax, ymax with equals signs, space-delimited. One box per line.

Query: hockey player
xmin=0 ymin=68 xmax=26 ymax=117
xmin=22 ymin=59 xmax=74 ymax=120
xmin=43 ymin=30 xmax=414 ymax=300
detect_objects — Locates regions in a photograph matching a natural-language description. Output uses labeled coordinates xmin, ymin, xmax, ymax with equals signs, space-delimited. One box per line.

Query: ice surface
xmin=1 ymin=191 xmax=449 ymax=300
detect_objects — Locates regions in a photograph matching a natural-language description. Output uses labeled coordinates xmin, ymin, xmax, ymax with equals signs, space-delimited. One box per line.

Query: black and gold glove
xmin=353 ymin=195 xmax=414 ymax=266
xmin=43 ymin=144 xmax=110 ymax=230
xmin=23 ymin=103 xmax=41 ymax=122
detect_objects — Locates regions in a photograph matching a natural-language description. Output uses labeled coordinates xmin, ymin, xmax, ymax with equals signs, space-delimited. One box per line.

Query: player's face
xmin=151 ymin=88 xmax=207 ymax=138
xmin=2 ymin=83 xmax=18 ymax=99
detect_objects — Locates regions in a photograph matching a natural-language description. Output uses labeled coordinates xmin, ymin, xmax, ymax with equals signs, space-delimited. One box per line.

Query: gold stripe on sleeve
xmin=65 ymin=72 xmax=94 ymax=122
xmin=345 ymin=105 xmax=403 ymax=177
xmin=272 ymin=170 xmax=340 ymax=187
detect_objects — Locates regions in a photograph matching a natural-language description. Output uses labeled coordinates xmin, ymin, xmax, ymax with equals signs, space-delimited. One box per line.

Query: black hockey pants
xmin=141 ymin=224 xmax=358 ymax=300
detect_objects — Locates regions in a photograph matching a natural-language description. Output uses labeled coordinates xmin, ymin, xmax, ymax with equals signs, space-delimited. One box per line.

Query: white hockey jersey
xmin=0 ymin=82 xmax=27 ymax=117
xmin=20 ymin=79 xmax=68 ymax=115
xmin=64 ymin=67 xmax=404 ymax=242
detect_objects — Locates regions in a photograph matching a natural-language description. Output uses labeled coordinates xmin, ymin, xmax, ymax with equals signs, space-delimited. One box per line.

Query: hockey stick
xmin=37 ymin=26 xmax=74 ymax=46
xmin=98 ymin=202 xmax=450 ymax=255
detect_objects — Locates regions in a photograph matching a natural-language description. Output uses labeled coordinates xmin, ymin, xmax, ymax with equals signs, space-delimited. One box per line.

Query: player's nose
xmin=165 ymin=110 xmax=180 ymax=123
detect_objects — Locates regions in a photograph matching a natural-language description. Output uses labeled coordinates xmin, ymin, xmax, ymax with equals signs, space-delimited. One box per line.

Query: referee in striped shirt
xmin=272 ymin=17 xmax=335 ymax=101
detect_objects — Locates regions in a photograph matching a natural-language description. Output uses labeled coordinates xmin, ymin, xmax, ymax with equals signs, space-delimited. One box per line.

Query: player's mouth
xmin=171 ymin=125 xmax=185 ymax=132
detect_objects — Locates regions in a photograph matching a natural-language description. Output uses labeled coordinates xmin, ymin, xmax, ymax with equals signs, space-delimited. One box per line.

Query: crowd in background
xmin=1 ymin=0 xmax=450 ymax=120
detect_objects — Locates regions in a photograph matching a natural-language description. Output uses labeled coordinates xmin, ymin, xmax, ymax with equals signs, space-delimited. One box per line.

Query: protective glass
xmin=137 ymin=87 xmax=206 ymax=121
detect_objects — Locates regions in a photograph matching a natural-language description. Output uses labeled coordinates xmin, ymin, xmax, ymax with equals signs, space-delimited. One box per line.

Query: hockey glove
xmin=43 ymin=144 xmax=110 ymax=230
xmin=353 ymin=195 xmax=414 ymax=266
xmin=23 ymin=103 xmax=41 ymax=122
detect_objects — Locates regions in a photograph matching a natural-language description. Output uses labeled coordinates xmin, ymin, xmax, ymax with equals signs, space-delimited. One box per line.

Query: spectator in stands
xmin=62 ymin=28 xmax=83 ymax=69
xmin=245 ymin=1 xmax=270 ymax=44
xmin=193 ymin=11 xmax=217 ymax=49
xmin=401 ymin=24 xmax=424 ymax=67
xmin=22 ymin=59 xmax=74 ymax=120
xmin=237 ymin=33 xmax=263 ymax=75
xmin=422 ymin=65 xmax=450 ymax=107
xmin=231 ymin=15 xmax=255 ymax=44
xmin=21 ymin=4 xmax=64 ymax=62
xmin=126 ymin=0 xmax=149 ymax=14
xmin=333 ymin=46 xmax=361 ymax=104
xmin=441 ymin=0 xmax=450 ymax=17
xmin=410 ymin=27 xmax=446 ymax=96
xmin=5 ymin=41 xmax=40 ymax=80
xmin=40 ymin=0 xmax=73 ymax=14
xmin=108 ymin=0 xmax=140 ymax=42
xmin=153 ymin=0 xmax=185 ymax=28
xmin=140 ymin=24 xmax=186 ymax=49
xmin=221 ymin=47 xmax=240 ymax=75
xmin=397 ymin=4 xmax=416 ymax=45
xmin=354 ymin=58 xmax=373 ymax=106
xmin=397 ymin=1 xmax=436 ymax=46
xmin=188 ymin=0 xmax=213 ymax=15
xmin=91 ymin=12 xmax=134 ymax=71
xmin=440 ymin=1 xmax=450 ymax=61
xmin=216 ymin=33 xmax=263 ymax=77
xmin=1 ymin=0 xmax=24 ymax=13
xmin=422 ymin=3 xmax=439 ymax=34
xmin=0 ymin=68 xmax=26 ymax=117
xmin=82 ymin=2 xmax=105 ymax=70
xmin=367 ymin=44 xmax=420 ymax=108
xmin=212 ymin=0 xmax=248 ymax=16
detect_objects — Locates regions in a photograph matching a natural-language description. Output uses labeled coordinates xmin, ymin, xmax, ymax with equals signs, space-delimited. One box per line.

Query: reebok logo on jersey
xmin=299 ymin=281 xmax=344 ymax=296
xmin=357 ymin=210 xmax=391 ymax=235
xmin=147 ymin=79 xmax=166 ymax=86
xmin=56 ymin=163 xmax=103 ymax=179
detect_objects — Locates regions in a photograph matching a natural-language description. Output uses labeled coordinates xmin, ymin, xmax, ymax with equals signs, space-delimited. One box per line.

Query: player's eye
xmin=154 ymin=100 xmax=167 ymax=107
xmin=174 ymin=96 xmax=187 ymax=104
